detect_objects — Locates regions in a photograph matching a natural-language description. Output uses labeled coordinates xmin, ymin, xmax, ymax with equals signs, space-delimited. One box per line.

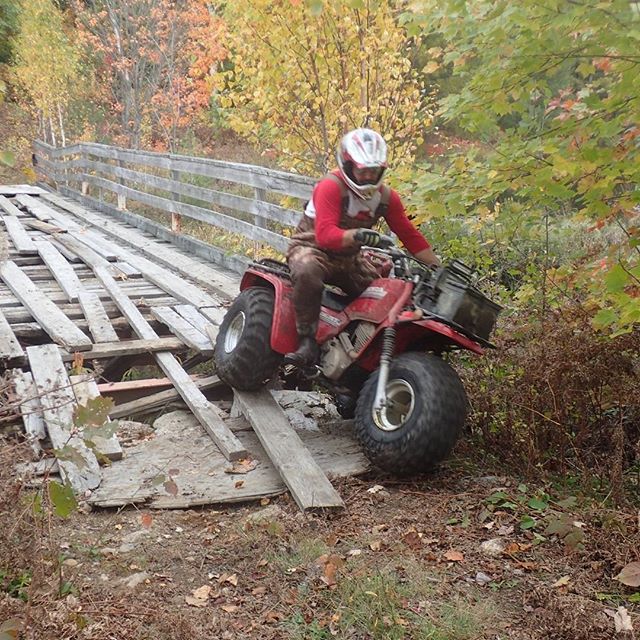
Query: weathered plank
xmin=77 ymin=291 xmax=119 ymax=343
xmin=0 ymin=195 xmax=22 ymax=216
xmin=34 ymin=240 xmax=82 ymax=301
xmin=174 ymin=304 xmax=216 ymax=340
xmin=26 ymin=344 xmax=101 ymax=492
xmin=14 ymin=194 xmax=54 ymax=221
xmin=0 ymin=308 xmax=25 ymax=362
xmin=199 ymin=306 xmax=226 ymax=326
xmin=0 ymin=261 xmax=92 ymax=351
xmin=150 ymin=306 xmax=213 ymax=354
xmin=42 ymin=192 xmax=241 ymax=299
xmin=12 ymin=370 xmax=45 ymax=454
xmin=69 ymin=373 xmax=123 ymax=461
xmin=2 ymin=216 xmax=37 ymax=254
xmin=0 ymin=185 xmax=47 ymax=196
xmin=233 ymin=389 xmax=344 ymax=510
xmin=108 ymin=375 xmax=222 ymax=419
xmin=60 ymin=336 xmax=185 ymax=362
xmin=92 ymin=265 xmax=246 ymax=460
xmin=89 ymin=410 xmax=366 ymax=508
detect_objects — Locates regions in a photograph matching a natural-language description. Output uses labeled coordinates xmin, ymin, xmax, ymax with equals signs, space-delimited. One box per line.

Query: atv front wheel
xmin=354 ymin=353 xmax=467 ymax=475
xmin=213 ymin=287 xmax=282 ymax=390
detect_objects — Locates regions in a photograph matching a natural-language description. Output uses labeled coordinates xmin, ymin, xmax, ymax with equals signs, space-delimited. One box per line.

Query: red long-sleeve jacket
xmin=310 ymin=172 xmax=430 ymax=255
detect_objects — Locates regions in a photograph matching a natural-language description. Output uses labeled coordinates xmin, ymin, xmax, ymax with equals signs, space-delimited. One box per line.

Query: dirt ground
xmin=1 ymin=428 xmax=638 ymax=640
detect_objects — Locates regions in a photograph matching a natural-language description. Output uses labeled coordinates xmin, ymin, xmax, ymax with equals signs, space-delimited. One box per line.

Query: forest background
xmin=0 ymin=0 xmax=638 ymax=502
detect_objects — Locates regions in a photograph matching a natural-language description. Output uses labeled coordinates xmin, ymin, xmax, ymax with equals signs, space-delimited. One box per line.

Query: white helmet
xmin=337 ymin=128 xmax=388 ymax=199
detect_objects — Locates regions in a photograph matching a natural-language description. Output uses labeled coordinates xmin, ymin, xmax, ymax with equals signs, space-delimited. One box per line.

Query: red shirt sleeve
xmin=384 ymin=190 xmax=430 ymax=254
xmin=313 ymin=178 xmax=347 ymax=251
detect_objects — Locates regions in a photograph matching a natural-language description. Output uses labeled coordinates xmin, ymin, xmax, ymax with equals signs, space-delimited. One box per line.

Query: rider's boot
xmin=284 ymin=324 xmax=319 ymax=367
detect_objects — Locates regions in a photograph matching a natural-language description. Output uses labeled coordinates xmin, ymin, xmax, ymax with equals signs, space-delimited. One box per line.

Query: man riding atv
xmin=285 ymin=128 xmax=440 ymax=367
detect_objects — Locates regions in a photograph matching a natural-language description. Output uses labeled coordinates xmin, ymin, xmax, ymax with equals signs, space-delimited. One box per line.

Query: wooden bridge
xmin=1 ymin=142 xmax=368 ymax=511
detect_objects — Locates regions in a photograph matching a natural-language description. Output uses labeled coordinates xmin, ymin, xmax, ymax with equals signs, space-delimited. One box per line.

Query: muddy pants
xmin=287 ymin=244 xmax=379 ymax=335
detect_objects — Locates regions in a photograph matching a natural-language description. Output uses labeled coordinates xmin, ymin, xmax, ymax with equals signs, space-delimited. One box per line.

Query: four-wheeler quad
xmin=214 ymin=240 xmax=501 ymax=475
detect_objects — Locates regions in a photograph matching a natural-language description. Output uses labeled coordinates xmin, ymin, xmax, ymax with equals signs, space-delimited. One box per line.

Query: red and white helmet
xmin=337 ymin=128 xmax=388 ymax=199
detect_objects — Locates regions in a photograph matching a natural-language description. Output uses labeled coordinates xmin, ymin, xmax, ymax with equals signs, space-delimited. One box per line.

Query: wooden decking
xmin=2 ymin=184 xmax=365 ymax=510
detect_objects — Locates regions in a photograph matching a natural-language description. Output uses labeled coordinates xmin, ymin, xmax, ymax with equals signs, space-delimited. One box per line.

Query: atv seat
xmin=322 ymin=288 xmax=357 ymax=312
xmin=253 ymin=258 xmax=356 ymax=311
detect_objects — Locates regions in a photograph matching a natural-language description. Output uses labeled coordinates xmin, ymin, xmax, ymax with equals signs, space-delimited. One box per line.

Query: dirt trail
xmin=1 ymin=439 xmax=637 ymax=640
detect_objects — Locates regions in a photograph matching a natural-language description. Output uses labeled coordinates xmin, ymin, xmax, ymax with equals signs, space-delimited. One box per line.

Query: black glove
xmin=354 ymin=228 xmax=393 ymax=248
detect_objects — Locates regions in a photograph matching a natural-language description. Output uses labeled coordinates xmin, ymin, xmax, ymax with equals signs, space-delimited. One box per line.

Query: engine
xmin=320 ymin=322 xmax=377 ymax=380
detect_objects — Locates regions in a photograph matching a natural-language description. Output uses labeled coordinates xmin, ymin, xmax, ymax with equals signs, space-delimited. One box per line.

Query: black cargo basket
xmin=415 ymin=260 xmax=502 ymax=347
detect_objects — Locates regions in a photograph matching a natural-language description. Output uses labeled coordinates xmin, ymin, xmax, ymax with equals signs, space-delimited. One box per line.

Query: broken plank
xmin=2 ymin=216 xmax=37 ymax=254
xmin=34 ymin=240 xmax=83 ymax=301
xmin=92 ymin=264 xmax=246 ymax=460
xmin=14 ymin=194 xmax=53 ymax=221
xmin=150 ymin=306 xmax=213 ymax=354
xmin=77 ymin=291 xmax=119 ymax=343
xmin=0 ymin=308 xmax=25 ymax=362
xmin=69 ymin=373 xmax=123 ymax=461
xmin=12 ymin=370 xmax=45 ymax=454
xmin=0 ymin=261 xmax=92 ymax=351
xmin=234 ymin=389 xmax=344 ymax=510
xmin=27 ymin=344 xmax=101 ymax=492
xmin=109 ymin=375 xmax=222 ymax=419
xmin=60 ymin=336 xmax=185 ymax=362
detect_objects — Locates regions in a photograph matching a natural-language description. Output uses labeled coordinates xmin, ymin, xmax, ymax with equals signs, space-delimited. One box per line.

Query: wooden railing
xmin=33 ymin=140 xmax=315 ymax=272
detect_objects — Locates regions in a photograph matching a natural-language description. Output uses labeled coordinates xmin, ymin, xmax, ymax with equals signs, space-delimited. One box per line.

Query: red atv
xmin=214 ymin=241 xmax=501 ymax=475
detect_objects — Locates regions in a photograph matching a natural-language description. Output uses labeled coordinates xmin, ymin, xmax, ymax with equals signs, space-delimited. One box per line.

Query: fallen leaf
xmin=369 ymin=540 xmax=382 ymax=551
xmin=140 ymin=513 xmax=153 ymax=529
xmin=185 ymin=584 xmax=215 ymax=607
xmin=444 ymin=550 xmax=464 ymax=562
xmin=615 ymin=562 xmax=640 ymax=587
xmin=252 ymin=586 xmax=267 ymax=596
xmin=403 ymin=529 xmax=422 ymax=550
xmin=234 ymin=480 xmax=244 ymax=489
xmin=552 ymin=575 xmax=571 ymax=588
xmin=163 ymin=479 xmax=178 ymax=496
xmin=225 ymin=458 xmax=258 ymax=474
xmin=192 ymin=585 xmax=212 ymax=600
xmin=614 ymin=606 xmax=633 ymax=633
xmin=221 ymin=604 xmax=239 ymax=613
xmin=264 ymin=610 xmax=284 ymax=624
xmin=218 ymin=573 xmax=238 ymax=587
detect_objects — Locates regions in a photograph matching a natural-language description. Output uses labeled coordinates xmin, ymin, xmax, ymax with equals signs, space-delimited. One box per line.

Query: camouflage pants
xmin=287 ymin=244 xmax=379 ymax=333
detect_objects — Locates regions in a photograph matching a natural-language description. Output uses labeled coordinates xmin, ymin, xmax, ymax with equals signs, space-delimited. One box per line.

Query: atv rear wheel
xmin=213 ymin=287 xmax=282 ymax=390
xmin=354 ymin=352 xmax=467 ymax=475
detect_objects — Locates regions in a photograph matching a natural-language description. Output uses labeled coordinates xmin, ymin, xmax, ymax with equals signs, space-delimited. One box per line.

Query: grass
xmin=278 ymin=554 xmax=495 ymax=640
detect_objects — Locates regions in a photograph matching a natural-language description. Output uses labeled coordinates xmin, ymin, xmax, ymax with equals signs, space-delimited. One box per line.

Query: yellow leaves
xmin=423 ymin=61 xmax=440 ymax=74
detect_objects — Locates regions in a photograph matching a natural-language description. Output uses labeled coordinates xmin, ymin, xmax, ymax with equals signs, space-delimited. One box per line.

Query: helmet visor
xmin=352 ymin=165 xmax=385 ymax=186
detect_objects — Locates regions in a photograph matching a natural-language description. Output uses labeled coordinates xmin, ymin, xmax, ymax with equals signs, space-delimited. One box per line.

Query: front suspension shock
xmin=373 ymin=326 xmax=396 ymax=412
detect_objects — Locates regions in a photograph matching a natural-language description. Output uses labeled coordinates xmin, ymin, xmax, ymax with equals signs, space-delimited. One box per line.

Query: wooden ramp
xmin=2 ymin=184 xmax=361 ymax=509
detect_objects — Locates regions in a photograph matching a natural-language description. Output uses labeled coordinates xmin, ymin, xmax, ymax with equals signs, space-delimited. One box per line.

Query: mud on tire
xmin=354 ymin=352 xmax=467 ymax=475
xmin=213 ymin=287 xmax=282 ymax=390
